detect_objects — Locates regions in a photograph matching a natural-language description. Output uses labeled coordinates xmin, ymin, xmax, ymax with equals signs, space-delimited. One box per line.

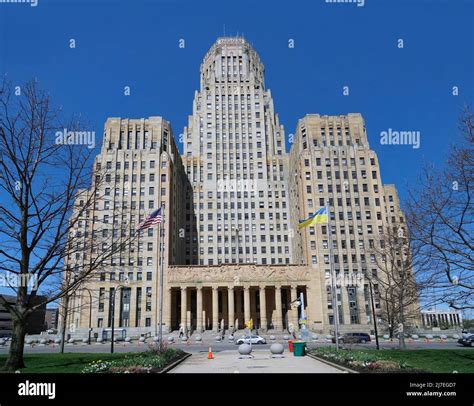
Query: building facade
xmin=44 ymin=308 xmax=59 ymax=331
xmin=288 ymin=114 xmax=419 ymax=331
xmin=420 ymin=309 xmax=463 ymax=329
xmin=64 ymin=117 xmax=189 ymax=337
xmin=182 ymin=37 xmax=291 ymax=266
xmin=0 ymin=295 xmax=47 ymax=337
xmin=64 ymin=37 xmax=417 ymax=339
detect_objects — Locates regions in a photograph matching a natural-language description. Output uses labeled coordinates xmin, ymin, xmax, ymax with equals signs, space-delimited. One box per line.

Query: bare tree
xmin=406 ymin=106 xmax=473 ymax=311
xmin=0 ymin=79 xmax=134 ymax=371
xmin=368 ymin=224 xmax=424 ymax=349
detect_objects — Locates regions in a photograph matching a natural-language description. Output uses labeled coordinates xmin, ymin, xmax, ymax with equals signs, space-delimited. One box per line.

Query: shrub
xmin=310 ymin=348 xmax=406 ymax=372
xmin=82 ymin=348 xmax=184 ymax=373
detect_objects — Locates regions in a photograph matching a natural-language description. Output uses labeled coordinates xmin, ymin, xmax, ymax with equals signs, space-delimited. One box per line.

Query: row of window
xmin=101 ymin=160 xmax=158 ymax=170
xmin=306 ymin=182 xmax=379 ymax=194
xmin=102 ymin=173 xmax=165 ymax=183
xmin=99 ymin=271 xmax=153 ymax=282
xmin=193 ymin=257 xmax=291 ymax=266
xmin=303 ymin=156 xmax=375 ymax=167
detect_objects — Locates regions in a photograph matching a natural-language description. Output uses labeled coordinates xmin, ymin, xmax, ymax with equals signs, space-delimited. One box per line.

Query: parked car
xmin=235 ymin=335 xmax=266 ymax=345
xmin=457 ymin=334 xmax=474 ymax=347
xmin=332 ymin=332 xmax=371 ymax=344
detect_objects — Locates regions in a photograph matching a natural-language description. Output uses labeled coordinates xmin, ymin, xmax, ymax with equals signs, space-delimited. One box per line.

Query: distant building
xmin=421 ymin=309 xmax=462 ymax=329
xmin=44 ymin=308 xmax=59 ymax=331
xmin=0 ymin=295 xmax=47 ymax=337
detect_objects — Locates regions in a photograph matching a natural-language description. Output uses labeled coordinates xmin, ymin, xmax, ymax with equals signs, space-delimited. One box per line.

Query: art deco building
xmin=182 ymin=37 xmax=291 ymax=266
xmin=63 ymin=38 xmax=417 ymax=339
xmin=288 ymin=114 xmax=417 ymax=330
xmin=64 ymin=117 xmax=189 ymax=337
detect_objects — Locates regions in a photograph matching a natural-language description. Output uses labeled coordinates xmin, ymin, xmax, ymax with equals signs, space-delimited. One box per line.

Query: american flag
xmin=137 ymin=206 xmax=163 ymax=230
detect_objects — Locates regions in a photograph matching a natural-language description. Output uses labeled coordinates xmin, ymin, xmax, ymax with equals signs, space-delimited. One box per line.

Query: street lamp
xmin=110 ymin=278 xmax=129 ymax=354
xmin=368 ymin=280 xmax=380 ymax=350
xmin=290 ymin=292 xmax=308 ymax=339
xmin=82 ymin=288 xmax=93 ymax=345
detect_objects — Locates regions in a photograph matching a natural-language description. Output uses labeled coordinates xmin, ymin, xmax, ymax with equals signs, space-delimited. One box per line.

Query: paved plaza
xmin=169 ymin=349 xmax=343 ymax=373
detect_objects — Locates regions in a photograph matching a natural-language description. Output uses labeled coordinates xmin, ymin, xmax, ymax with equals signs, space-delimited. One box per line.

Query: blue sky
xmin=1 ymin=0 xmax=473 ymax=204
xmin=1 ymin=0 xmax=473 ymax=313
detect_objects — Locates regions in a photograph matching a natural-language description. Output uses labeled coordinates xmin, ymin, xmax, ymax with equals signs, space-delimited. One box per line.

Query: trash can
xmin=292 ymin=341 xmax=306 ymax=357
xmin=288 ymin=340 xmax=294 ymax=353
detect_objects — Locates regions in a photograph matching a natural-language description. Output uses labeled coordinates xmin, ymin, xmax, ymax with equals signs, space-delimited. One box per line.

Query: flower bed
xmin=310 ymin=347 xmax=421 ymax=373
xmin=82 ymin=347 xmax=185 ymax=373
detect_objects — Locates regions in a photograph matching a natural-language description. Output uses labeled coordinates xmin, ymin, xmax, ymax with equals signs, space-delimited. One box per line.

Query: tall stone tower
xmin=288 ymin=113 xmax=413 ymax=329
xmin=183 ymin=37 xmax=291 ymax=266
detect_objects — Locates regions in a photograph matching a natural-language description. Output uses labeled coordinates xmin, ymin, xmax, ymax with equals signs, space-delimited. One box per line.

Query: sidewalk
xmin=169 ymin=349 xmax=343 ymax=373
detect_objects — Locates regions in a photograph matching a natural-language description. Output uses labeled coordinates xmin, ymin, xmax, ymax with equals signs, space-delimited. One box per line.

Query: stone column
xmin=180 ymin=287 xmax=187 ymax=330
xmin=212 ymin=287 xmax=219 ymax=332
xmin=129 ymin=288 xmax=137 ymax=328
xmin=196 ymin=287 xmax=203 ymax=333
xmin=340 ymin=287 xmax=349 ymax=325
xmin=259 ymin=286 xmax=267 ymax=331
xmin=290 ymin=285 xmax=299 ymax=331
xmin=275 ymin=285 xmax=283 ymax=331
xmin=304 ymin=286 xmax=315 ymax=330
xmin=222 ymin=289 xmax=228 ymax=329
xmin=244 ymin=286 xmax=251 ymax=326
xmin=236 ymin=289 xmax=242 ymax=328
xmin=357 ymin=287 xmax=367 ymax=325
xmin=165 ymin=288 xmax=172 ymax=333
xmin=186 ymin=310 xmax=191 ymax=330
xmin=228 ymin=287 xmax=235 ymax=332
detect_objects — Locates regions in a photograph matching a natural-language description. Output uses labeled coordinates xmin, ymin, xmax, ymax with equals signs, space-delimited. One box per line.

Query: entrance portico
xmin=166 ymin=264 xmax=319 ymax=333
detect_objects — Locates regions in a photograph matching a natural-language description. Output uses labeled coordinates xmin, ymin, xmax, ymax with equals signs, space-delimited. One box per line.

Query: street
xmin=0 ymin=339 xmax=469 ymax=354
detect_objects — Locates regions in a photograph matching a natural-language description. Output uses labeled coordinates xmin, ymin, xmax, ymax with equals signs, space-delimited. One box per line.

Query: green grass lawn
xmin=370 ymin=349 xmax=474 ymax=373
xmin=311 ymin=348 xmax=474 ymax=373
xmin=0 ymin=353 xmax=130 ymax=373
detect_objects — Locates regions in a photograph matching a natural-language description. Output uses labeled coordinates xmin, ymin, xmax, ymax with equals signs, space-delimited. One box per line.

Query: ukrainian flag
xmin=298 ymin=207 xmax=329 ymax=229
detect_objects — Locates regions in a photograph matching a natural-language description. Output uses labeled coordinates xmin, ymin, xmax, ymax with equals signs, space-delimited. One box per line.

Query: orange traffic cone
xmin=208 ymin=347 xmax=214 ymax=359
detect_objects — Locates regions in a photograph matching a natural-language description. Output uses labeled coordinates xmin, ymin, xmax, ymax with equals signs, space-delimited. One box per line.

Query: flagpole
xmin=158 ymin=210 xmax=165 ymax=351
xmin=326 ymin=200 xmax=340 ymax=351
xmin=154 ymin=220 xmax=159 ymax=338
